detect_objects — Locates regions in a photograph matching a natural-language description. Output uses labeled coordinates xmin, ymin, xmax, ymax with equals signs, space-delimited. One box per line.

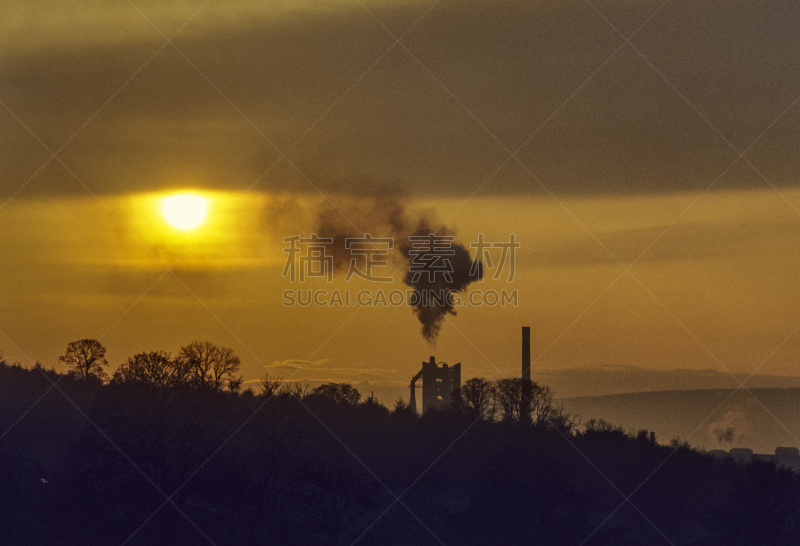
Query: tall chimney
xmin=522 ymin=326 xmax=531 ymax=383
xmin=521 ymin=326 xmax=531 ymax=423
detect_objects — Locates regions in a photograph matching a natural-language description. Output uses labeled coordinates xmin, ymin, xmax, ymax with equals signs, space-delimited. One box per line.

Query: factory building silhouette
xmin=709 ymin=447 xmax=800 ymax=472
xmin=409 ymin=357 xmax=461 ymax=414
xmin=410 ymin=326 xmax=531 ymax=414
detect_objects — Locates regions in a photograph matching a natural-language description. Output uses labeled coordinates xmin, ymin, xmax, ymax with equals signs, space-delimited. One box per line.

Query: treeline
xmin=56 ymin=339 xmax=244 ymax=391
xmin=1 ymin=345 xmax=800 ymax=545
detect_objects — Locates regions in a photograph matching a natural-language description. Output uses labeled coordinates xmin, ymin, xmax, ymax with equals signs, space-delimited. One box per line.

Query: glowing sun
xmin=161 ymin=193 xmax=208 ymax=230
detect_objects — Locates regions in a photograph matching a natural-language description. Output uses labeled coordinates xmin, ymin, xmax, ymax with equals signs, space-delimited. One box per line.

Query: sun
xmin=161 ymin=193 xmax=209 ymax=230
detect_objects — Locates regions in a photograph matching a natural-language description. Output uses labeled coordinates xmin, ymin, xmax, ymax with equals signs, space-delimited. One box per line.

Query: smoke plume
xmin=314 ymin=192 xmax=483 ymax=344
xmin=708 ymin=409 xmax=751 ymax=445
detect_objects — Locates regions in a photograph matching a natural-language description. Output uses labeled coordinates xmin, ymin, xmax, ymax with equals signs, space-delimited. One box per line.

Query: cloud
xmin=265 ymin=358 xmax=332 ymax=373
xmin=2 ymin=0 xmax=799 ymax=198
xmin=264 ymin=358 xmax=397 ymax=383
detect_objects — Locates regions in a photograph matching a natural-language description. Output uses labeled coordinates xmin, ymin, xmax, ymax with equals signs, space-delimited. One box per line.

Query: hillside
xmin=5 ymin=363 xmax=800 ymax=544
xmin=559 ymin=388 xmax=800 ymax=454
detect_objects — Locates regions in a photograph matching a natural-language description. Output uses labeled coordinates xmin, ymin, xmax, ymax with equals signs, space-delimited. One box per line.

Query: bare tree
xmin=259 ymin=374 xmax=309 ymax=399
xmin=528 ymin=382 xmax=555 ymax=425
xmin=59 ymin=339 xmax=109 ymax=381
xmin=111 ymin=351 xmax=190 ymax=389
xmin=543 ymin=403 xmax=581 ymax=433
xmin=494 ymin=378 xmax=521 ymax=421
xmin=287 ymin=382 xmax=308 ymax=398
xmin=490 ymin=378 xmax=576 ymax=430
xmin=455 ymin=377 xmax=496 ymax=420
xmin=260 ymin=374 xmax=286 ymax=398
xmin=177 ymin=341 xmax=243 ymax=392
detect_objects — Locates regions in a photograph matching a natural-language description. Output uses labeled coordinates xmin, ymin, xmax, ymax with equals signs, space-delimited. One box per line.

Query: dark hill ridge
xmin=5 ymin=362 xmax=800 ymax=543
xmin=559 ymin=387 xmax=800 ymax=454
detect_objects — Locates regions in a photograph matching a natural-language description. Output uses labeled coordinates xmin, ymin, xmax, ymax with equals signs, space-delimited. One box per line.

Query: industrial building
xmin=409 ymin=357 xmax=461 ymax=414
xmin=708 ymin=447 xmax=800 ymax=473
xmin=409 ymin=326 xmax=532 ymax=415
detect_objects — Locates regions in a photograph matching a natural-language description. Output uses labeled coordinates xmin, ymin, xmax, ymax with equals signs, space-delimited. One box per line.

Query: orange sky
xmin=2 ymin=188 xmax=799 ymax=399
xmin=2 ymin=0 xmax=799 ymax=400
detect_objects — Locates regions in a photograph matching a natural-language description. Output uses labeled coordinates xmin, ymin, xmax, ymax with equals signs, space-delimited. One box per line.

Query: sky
xmin=1 ymin=0 xmax=799 ymax=401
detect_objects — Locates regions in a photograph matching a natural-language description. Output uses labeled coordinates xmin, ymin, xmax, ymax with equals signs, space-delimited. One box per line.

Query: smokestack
xmin=521 ymin=326 xmax=531 ymax=424
xmin=522 ymin=326 xmax=531 ymax=383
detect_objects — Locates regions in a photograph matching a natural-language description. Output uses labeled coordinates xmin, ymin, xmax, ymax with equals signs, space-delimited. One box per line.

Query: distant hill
xmin=558 ymin=388 xmax=800 ymax=454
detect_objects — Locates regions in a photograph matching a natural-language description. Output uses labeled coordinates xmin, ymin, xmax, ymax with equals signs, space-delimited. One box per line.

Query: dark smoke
xmin=314 ymin=192 xmax=483 ymax=344
xmin=398 ymin=219 xmax=483 ymax=342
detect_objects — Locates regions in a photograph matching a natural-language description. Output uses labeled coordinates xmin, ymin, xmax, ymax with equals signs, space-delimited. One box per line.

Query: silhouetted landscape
xmin=3 ymin=345 xmax=800 ymax=546
xmin=3 ymin=0 xmax=799 ymax=544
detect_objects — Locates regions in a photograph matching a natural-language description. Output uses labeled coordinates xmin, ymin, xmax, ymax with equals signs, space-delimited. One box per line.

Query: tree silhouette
xmin=260 ymin=374 xmax=287 ymax=398
xmin=111 ymin=351 xmax=190 ymax=389
xmin=4 ymin=357 xmax=800 ymax=544
xmin=454 ymin=377 xmax=496 ymax=420
xmin=494 ymin=378 xmax=522 ymax=421
xmin=309 ymin=383 xmax=361 ymax=405
xmin=58 ymin=339 xmax=108 ymax=381
xmin=487 ymin=377 xmax=575 ymax=429
xmin=177 ymin=341 xmax=243 ymax=392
